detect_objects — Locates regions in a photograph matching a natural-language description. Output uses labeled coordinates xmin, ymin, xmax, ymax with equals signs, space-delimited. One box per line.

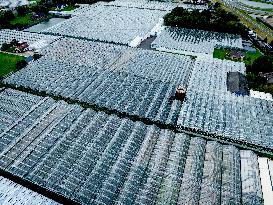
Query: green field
xmin=10 ymin=13 xmax=33 ymax=25
xmin=213 ymin=48 xmax=262 ymax=65
xmin=0 ymin=52 xmax=25 ymax=77
xmin=10 ymin=13 xmax=52 ymax=28
xmin=213 ymin=48 xmax=229 ymax=60
xmin=244 ymin=50 xmax=263 ymax=65
xmin=61 ymin=5 xmax=78 ymax=11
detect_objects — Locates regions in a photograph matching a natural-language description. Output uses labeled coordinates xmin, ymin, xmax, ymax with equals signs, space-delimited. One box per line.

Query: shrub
xmin=16 ymin=60 xmax=28 ymax=70
xmin=33 ymin=53 xmax=42 ymax=60
xmin=3 ymin=10 xmax=15 ymax=21
xmin=17 ymin=6 xmax=29 ymax=17
xmin=1 ymin=43 xmax=10 ymax=51
xmin=164 ymin=7 xmax=248 ymax=37
xmin=249 ymin=55 xmax=273 ymax=74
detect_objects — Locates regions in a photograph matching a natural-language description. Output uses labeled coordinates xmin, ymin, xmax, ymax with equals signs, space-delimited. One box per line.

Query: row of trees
xmin=16 ymin=60 xmax=28 ymax=70
xmin=164 ymin=7 xmax=248 ymax=37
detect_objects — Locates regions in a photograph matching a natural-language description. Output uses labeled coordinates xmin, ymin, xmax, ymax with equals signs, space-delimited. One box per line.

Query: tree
xmin=0 ymin=12 xmax=9 ymax=29
xmin=10 ymin=39 xmax=18 ymax=46
xmin=17 ymin=6 xmax=29 ymax=17
xmin=250 ymin=55 xmax=273 ymax=74
xmin=31 ymin=5 xmax=49 ymax=15
xmin=269 ymin=40 xmax=273 ymax=47
xmin=1 ymin=43 xmax=10 ymax=51
xmin=16 ymin=60 xmax=28 ymax=70
xmin=12 ymin=23 xmax=24 ymax=29
xmin=214 ymin=2 xmax=221 ymax=8
xmin=246 ymin=72 xmax=267 ymax=86
xmin=201 ymin=9 xmax=211 ymax=22
xmin=33 ymin=53 xmax=42 ymax=60
xmin=163 ymin=7 xmax=247 ymax=37
xmin=3 ymin=10 xmax=15 ymax=21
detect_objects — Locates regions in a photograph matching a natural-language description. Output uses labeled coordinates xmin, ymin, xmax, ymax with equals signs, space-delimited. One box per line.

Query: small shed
xmin=229 ymin=51 xmax=245 ymax=61
xmin=15 ymin=42 xmax=29 ymax=53
xmin=175 ymin=86 xmax=186 ymax=102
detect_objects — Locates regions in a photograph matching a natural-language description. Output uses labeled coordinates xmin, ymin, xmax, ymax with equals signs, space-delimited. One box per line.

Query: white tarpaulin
xmin=250 ymin=90 xmax=273 ymax=101
xmin=129 ymin=36 xmax=142 ymax=47
xmin=29 ymin=40 xmax=48 ymax=51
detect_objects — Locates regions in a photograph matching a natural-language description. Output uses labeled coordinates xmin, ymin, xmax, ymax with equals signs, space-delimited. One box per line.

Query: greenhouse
xmin=151 ymin=27 xmax=243 ymax=56
xmin=115 ymin=49 xmax=195 ymax=87
xmin=106 ymin=0 xmax=208 ymax=11
xmin=0 ymin=0 xmax=272 ymax=203
xmin=0 ymin=176 xmax=60 ymax=204
xmin=42 ymin=5 xmax=166 ymax=45
xmin=0 ymin=88 xmax=265 ymax=205
xmin=177 ymin=58 xmax=273 ymax=149
xmin=0 ymin=88 xmax=43 ymax=132
xmin=69 ymin=0 xmax=208 ymax=14
xmin=0 ymin=30 xmax=60 ymax=49
xmin=187 ymin=57 xmax=245 ymax=94
xmin=4 ymin=38 xmax=196 ymax=125
xmin=40 ymin=38 xmax=127 ymax=68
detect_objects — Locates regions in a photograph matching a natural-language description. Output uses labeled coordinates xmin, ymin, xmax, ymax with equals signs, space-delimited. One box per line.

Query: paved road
xmin=221 ymin=0 xmax=273 ymax=39
xmin=224 ymin=0 xmax=273 ymax=15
